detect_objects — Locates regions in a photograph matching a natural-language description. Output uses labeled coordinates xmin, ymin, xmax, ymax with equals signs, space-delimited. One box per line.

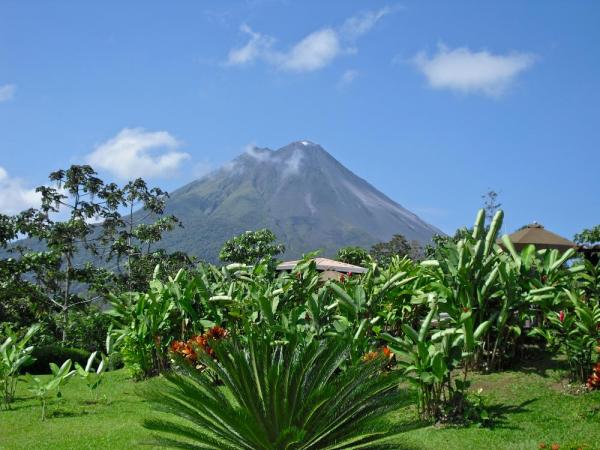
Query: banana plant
xmin=580 ymin=259 xmax=600 ymax=299
xmin=27 ymin=359 xmax=76 ymax=420
xmin=422 ymin=209 xmax=502 ymax=371
xmin=326 ymin=259 xmax=422 ymax=361
xmin=382 ymin=299 xmax=446 ymax=419
xmin=75 ymin=351 xmax=108 ymax=401
xmin=1 ymin=323 xmax=40 ymax=406
xmin=383 ymin=293 xmax=491 ymax=421
xmin=108 ymin=283 xmax=176 ymax=379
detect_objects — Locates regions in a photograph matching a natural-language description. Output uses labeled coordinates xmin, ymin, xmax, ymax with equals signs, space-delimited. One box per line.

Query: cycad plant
xmin=142 ymin=331 xmax=403 ymax=449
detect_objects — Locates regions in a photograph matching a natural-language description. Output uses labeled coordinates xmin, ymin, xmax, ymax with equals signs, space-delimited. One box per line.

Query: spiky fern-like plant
xmin=142 ymin=332 xmax=402 ymax=449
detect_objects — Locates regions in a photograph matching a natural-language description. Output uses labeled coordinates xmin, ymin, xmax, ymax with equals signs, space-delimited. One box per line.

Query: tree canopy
xmin=574 ymin=225 xmax=600 ymax=245
xmin=336 ymin=246 xmax=369 ymax=266
xmin=219 ymin=229 xmax=285 ymax=265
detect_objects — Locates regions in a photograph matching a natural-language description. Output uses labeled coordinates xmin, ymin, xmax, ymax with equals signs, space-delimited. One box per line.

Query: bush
xmin=28 ymin=345 xmax=90 ymax=375
xmin=28 ymin=309 xmax=112 ymax=353
xmin=108 ymin=351 xmax=124 ymax=371
xmin=143 ymin=331 xmax=403 ymax=448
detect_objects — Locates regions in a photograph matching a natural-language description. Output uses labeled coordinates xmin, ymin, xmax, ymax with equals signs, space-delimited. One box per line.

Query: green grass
xmin=389 ymin=358 xmax=600 ymax=450
xmin=0 ymin=371 xmax=162 ymax=450
xmin=1 ymin=357 xmax=599 ymax=450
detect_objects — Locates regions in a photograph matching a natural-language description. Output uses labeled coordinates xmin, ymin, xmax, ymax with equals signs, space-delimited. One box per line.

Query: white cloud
xmin=245 ymin=144 xmax=273 ymax=162
xmin=227 ymin=26 xmax=340 ymax=73
xmin=243 ymin=144 xmax=303 ymax=177
xmin=337 ymin=69 xmax=359 ymax=88
xmin=226 ymin=24 xmax=275 ymax=66
xmin=281 ymin=149 xmax=304 ymax=177
xmin=0 ymin=84 xmax=16 ymax=102
xmin=340 ymin=6 xmax=396 ymax=41
xmin=192 ymin=160 xmax=213 ymax=179
xmin=279 ymin=28 xmax=340 ymax=72
xmin=0 ymin=166 xmax=41 ymax=214
xmin=413 ymin=44 xmax=536 ymax=97
xmin=86 ymin=128 xmax=190 ymax=180
xmin=226 ymin=6 xmax=395 ymax=73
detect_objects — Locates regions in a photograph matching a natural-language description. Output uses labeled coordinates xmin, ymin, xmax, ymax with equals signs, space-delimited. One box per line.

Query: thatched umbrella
xmin=502 ymin=222 xmax=577 ymax=253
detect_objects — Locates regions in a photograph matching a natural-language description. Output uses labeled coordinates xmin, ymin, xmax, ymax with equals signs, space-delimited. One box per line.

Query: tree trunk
xmin=62 ymin=254 xmax=71 ymax=343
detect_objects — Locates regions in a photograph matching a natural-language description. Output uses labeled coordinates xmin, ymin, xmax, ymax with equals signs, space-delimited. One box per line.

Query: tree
xmin=219 ymin=229 xmax=285 ymax=265
xmin=14 ymin=165 xmax=123 ymax=342
xmin=105 ymin=178 xmax=188 ymax=293
xmin=424 ymin=228 xmax=472 ymax=259
xmin=5 ymin=165 xmax=186 ymax=343
xmin=0 ymin=214 xmax=50 ymax=327
xmin=336 ymin=246 xmax=369 ymax=266
xmin=482 ymin=189 xmax=501 ymax=224
xmin=370 ymin=234 xmax=412 ymax=266
xmin=574 ymin=225 xmax=600 ymax=245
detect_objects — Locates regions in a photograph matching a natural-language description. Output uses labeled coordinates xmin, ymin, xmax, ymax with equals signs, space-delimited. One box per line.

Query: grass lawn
xmin=1 ymin=356 xmax=599 ymax=450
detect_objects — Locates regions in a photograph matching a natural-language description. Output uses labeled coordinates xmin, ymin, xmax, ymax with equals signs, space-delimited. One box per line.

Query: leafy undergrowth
xmin=1 ymin=357 xmax=599 ymax=450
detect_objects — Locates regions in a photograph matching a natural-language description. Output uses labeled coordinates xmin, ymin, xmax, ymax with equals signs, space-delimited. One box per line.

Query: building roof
xmin=276 ymin=257 xmax=368 ymax=274
xmin=502 ymin=223 xmax=577 ymax=252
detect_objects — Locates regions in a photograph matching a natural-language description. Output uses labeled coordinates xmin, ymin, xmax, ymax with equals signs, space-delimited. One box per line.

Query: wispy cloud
xmin=0 ymin=84 xmax=16 ymax=102
xmin=244 ymin=143 xmax=304 ymax=177
xmin=86 ymin=128 xmax=191 ymax=180
xmin=227 ymin=24 xmax=276 ymax=66
xmin=226 ymin=6 xmax=396 ymax=73
xmin=279 ymin=28 xmax=341 ymax=72
xmin=192 ymin=160 xmax=213 ymax=179
xmin=340 ymin=5 xmax=398 ymax=41
xmin=413 ymin=44 xmax=536 ymax=97
xmin=337 ymin=69 xmax=360 ymax=88
xmin=0 ymin=166 xmax=40 ymax=214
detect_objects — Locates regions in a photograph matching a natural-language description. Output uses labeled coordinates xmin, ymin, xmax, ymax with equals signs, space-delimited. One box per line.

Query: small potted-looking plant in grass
xmin=75 ymin=351 xmax=108 ymax=402
xmin=27 ymin=359 xmax=76 ymax=420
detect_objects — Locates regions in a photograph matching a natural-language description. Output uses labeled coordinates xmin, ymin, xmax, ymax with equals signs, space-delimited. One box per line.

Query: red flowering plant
xmin=170 ymin=326 xmax=229 ymax=370
xmin=587 ymin=362 xmax=600 ymax=389
xmin=361 ymin=346 xmax=394 ymax=369
xmin=531 ymin=289 xmax=600 ymax=383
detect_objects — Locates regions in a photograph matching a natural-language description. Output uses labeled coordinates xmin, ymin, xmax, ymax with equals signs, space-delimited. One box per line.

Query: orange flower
xmin=382 ymin=346 xmax=393 ymax=358
xmin=362 ymin=351 xmax=379 ymax=362
xmin=170 ymin=340 xmax=197 ymax=361
xmin=551 ymin=444 xmax=560 ymax=450
xmin=206 ymin=326 xmax=228 ymax=339
xmin=171 ymin=326 xmax=229 ymax=365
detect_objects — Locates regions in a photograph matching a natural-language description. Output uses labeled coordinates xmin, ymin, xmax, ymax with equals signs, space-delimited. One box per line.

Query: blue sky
xmin=1 ymin=0 xmax=599 ymax=238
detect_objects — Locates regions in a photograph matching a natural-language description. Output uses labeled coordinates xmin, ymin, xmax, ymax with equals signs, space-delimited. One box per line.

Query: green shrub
xmin=108 ymin=351 xmax=124 ymax=371
xmin=1 ymin=324 xmax=40 ymax=405
xmin=143 ymin=330 xmax=403 ymax=449
xmin=28 ymin=345 xmax=90 ymax=375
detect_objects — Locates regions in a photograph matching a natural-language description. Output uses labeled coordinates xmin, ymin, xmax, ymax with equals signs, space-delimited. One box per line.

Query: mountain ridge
xmin=155 ymin=141 xmax=442 ymax=263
